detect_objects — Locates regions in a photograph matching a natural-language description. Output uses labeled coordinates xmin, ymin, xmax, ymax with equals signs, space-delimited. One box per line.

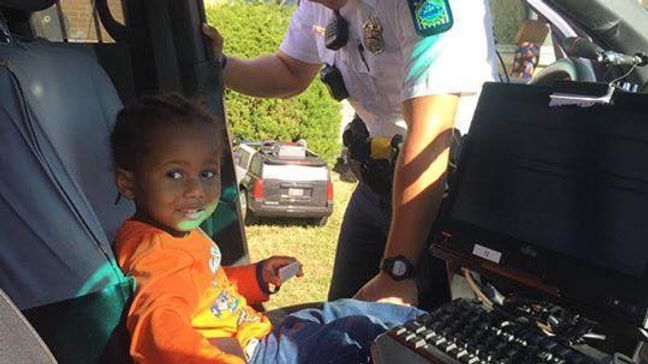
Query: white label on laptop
xmin=472 ymin=244 xmax=502 ymax=264
xmin=278 ymin=261 xmax=300 ymax=283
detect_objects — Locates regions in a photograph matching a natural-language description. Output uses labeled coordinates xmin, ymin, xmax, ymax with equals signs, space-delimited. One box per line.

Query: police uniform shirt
xmin=279 ymin=0 xmax=498 ymax=138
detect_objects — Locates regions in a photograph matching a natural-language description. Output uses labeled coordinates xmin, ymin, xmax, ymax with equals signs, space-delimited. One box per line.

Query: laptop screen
xmin=436 ymin=83 xmax=648 ymax=327
xmin=449 ymin=121 xmax=648 ymax=278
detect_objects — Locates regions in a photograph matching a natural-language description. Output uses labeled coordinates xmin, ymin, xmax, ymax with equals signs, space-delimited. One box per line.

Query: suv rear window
xmin=262 ymin=164 xmax=328 ymax=182
xmin=249 ymin=155 xmax=263 ymax=175
xmin=277 ymin=145 xmax=306 ymax=158
xmin=239 ymin=150 xmax=252 ymax=168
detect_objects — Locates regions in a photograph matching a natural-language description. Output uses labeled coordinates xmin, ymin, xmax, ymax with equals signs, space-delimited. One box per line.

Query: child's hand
xmin=261 ymin=256 xmax=303 ymax=288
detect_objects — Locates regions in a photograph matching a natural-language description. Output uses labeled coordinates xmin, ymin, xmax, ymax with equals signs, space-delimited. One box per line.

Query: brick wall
xmin=59 ymin=0 xmax=124 ymax=42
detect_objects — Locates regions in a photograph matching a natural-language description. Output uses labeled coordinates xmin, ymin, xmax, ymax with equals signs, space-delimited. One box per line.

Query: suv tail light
xmin=326 ymin=180 xmax=334 ymax=202
xmin=253 ymin=179 xmax=264 ymax=200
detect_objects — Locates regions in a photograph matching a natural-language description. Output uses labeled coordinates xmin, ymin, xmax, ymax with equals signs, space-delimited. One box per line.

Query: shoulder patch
xmin=407 ymin=0 xmax=454 ymax=37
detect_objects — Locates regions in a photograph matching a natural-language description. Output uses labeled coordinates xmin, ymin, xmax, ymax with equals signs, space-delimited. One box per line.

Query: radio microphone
xmin=564 ymin=37 xmax=648 ymax=67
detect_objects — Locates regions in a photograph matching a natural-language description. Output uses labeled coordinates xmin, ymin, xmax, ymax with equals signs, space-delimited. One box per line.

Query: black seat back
xmin=0 ymin=31 xmax=132 ymax=312
xmin=0 ymin=2 xmax=134 ymax=362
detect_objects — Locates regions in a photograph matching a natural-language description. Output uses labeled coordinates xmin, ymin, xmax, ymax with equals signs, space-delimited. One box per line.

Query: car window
xmin=30 ymin=0 xmax=125 ymax=43
xmin=233 ymin=149 xmax=241 ymax=166
xmin=262 ymin=165 xmax=329 ymax=181
xmin=249 ymin=155 xmax=262 ymax=176
xmin=489 ymin=1 xmax=556 ymax=80
xmin=239 ymin=150 xmax=251 ymax=169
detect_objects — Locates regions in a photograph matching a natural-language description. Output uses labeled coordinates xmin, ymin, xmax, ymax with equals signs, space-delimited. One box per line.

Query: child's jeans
xmin=250 ymin=299 xmax=424 ymax=363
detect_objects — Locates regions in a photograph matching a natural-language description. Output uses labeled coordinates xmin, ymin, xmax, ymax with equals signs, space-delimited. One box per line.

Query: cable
xmin=609 ymin=64 xmax=638 ymax=89
xmin=463 ymin=269 xmax=607 ymax=345
xmin=463 ymin=268 xmax=493 ymax=308
xmin=639 ymin=327 xmax=648 ymax=341
xmin=495 ymin=49 xmax=511 ymax=83
xmin=582 ymin=332 xmax=606 ymax=341
xmin=482 ymin=282 xmax=506 ymax=306
xmin=633 ymin=340 xmax=647 ymax=363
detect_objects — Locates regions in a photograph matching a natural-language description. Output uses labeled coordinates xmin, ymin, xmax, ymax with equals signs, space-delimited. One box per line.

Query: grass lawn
xmin=246 ymin=172 xmax=356 ymax=310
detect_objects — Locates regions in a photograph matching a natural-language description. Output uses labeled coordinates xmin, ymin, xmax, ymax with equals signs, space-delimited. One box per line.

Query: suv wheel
xmin=239 ymin=189 xmax=256 ymax=225
xmin=312 ymin=216 xmax=328 ymax=227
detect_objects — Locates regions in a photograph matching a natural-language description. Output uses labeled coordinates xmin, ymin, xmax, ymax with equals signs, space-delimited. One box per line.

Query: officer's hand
xmin=201 ymin=23 xmax=224 ymax=59
xmin=354 ymin=272 xmax=418 ymax=306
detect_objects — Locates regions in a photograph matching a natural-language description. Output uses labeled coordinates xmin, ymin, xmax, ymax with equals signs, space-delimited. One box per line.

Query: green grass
xmin=246 ymin=173 xmax=356 ymax=310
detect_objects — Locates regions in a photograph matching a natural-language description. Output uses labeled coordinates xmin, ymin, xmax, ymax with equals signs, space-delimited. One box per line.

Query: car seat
xmin=0 ymin=288 xmax=57 ymax=363
xmin=0 ymin=1 xmax=134 ymax=362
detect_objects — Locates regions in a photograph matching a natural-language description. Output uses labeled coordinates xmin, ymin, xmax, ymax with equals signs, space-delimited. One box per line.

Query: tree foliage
xmin=490 ymin=0 xmax=528 ymax=45
xmin=206 ymin=1 xmax=341 ymax=163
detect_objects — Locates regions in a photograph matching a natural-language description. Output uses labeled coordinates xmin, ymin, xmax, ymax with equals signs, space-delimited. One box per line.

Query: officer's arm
xmin=223 ymin=51 xmax=321 ymax=99
xmin=202 ymin=24 xmax=322 ymax=98
xmin=386 ymin=94 xmax=458 ymax=262
xmin=355 ymin=93 xmax=458 ymax=306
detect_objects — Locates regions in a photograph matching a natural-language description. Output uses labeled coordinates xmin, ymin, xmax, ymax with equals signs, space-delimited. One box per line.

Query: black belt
xmin=343 ymin=116 xmax=401 ymax=197
xmin=343 ymin=115 xmax=464 ymax=197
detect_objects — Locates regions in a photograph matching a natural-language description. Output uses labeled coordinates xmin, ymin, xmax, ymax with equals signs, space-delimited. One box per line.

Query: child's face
xmin=127 ymin=124 xmax=221 ymax=235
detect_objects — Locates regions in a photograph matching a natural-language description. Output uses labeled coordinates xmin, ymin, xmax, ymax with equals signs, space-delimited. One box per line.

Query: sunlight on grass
xmin=246 ymin=172 xmax=356 ymax=310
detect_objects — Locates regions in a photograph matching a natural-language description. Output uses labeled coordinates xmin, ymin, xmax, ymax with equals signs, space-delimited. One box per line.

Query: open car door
xmin=0 ymin=0 xmax=248 ymax=362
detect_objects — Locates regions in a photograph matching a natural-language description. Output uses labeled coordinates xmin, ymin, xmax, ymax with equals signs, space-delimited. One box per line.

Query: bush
xmin=490 ymin=0 xmax=528 ymax=44
xmin=206 ymin=1 xmax=341 ymax=163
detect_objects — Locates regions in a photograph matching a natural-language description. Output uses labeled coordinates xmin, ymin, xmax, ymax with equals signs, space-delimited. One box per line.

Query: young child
xmin=111 ymin=94 xmax=424 ymax=364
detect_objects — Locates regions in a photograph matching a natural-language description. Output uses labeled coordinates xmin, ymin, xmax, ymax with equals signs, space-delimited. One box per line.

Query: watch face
xmin=393 ymin=260 xmax=408 ymax=277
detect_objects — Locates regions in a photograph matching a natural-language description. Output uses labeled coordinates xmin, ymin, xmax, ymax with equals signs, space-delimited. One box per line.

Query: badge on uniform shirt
xmin=312 ymin=25 xmax=326 ymax=36
xmin=363 ymin=16 xmax=384 ymax=54
xmin=407 ymin=0 xmax=454 ymax=37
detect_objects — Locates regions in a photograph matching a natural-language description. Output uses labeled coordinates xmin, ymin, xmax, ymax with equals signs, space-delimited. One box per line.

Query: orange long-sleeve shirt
xmin=115 ymin=220 xmax=272 ymax=364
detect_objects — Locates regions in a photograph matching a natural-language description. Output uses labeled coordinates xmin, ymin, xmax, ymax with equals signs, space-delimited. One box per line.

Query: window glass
xmin=240 ymin=150 xmax=251 ymax=168
xmin=263 ymin=165 xmax=329 ymax=181
xmin=249 ymin=155 xmax=262 ymax=176
xmin=233 ymin=149 xmax=242 ymax=166
xmin=489 ymin=0 xmax=555 ymax=81
xmin=490 ymin=0 xmax=528 ymax=45
xmin=641 ymin=0 xmax=648 ymax=10
xmin=31 ymin=0 xmax=125 ymax=43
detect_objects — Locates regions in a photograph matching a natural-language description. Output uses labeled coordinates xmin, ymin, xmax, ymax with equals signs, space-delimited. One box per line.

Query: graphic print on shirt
xmin=237 ymin=306 xmax=262 ymax=326
xmin=210 ymin=291 xmax=240 ymax=318
xmin=209 ymin=244 xmax=221 ymax=274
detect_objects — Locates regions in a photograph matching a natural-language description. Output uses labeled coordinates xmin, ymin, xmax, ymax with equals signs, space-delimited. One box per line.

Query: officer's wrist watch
xmin=219 ymin=54 xmax=228 ymax=70
xmin=381 ymin=255 xmax=415 ymax=281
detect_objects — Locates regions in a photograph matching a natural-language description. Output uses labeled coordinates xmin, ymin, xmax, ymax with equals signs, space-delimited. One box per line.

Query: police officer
xmin=203 ymin=0 xmax=497 ymax=306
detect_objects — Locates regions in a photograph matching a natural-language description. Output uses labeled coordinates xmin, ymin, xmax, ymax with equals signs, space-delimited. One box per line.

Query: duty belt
xmin=343 ymin=116 xmax=402 ymax=197
xmin=342 ymin=116 xmax=464 ymax=197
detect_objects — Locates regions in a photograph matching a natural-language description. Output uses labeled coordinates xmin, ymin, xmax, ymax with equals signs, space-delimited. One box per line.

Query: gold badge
xmin=363 ymin=16 xmax=384 ymax=54
xmin=312 ymin=25 xmax=326 ymax=36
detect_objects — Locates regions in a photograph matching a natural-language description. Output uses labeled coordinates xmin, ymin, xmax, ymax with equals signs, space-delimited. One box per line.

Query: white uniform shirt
xmin=280 ymin=0 xmax=498 ymax=138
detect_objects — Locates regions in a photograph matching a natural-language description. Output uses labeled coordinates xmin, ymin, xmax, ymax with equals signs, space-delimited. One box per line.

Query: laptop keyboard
xmin=385 ymin=299 xmax=599 ymax=364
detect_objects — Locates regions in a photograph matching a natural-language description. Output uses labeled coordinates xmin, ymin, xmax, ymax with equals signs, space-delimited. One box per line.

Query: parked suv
xmin=233 ymin=141 xmax=334 ymax=226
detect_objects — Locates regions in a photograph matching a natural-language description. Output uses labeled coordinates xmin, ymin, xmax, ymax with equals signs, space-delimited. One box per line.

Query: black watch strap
xmin=219 ymin=54 xmax=228 ymax=70
xmin=381 ymin=255 xmax=415 ymax=281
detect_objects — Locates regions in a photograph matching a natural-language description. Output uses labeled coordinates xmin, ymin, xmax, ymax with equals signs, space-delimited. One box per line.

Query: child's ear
xmin=115 ymin=168 xmax=136 ymax=200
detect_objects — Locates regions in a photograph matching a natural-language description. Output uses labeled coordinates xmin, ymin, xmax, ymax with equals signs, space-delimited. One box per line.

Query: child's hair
xmin=110 ymin=93 xmax=224 ymax=171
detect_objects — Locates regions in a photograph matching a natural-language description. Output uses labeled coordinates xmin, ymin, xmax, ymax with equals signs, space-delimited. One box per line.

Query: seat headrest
xmin=0 ymin=0 xmax=54 ymax=12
